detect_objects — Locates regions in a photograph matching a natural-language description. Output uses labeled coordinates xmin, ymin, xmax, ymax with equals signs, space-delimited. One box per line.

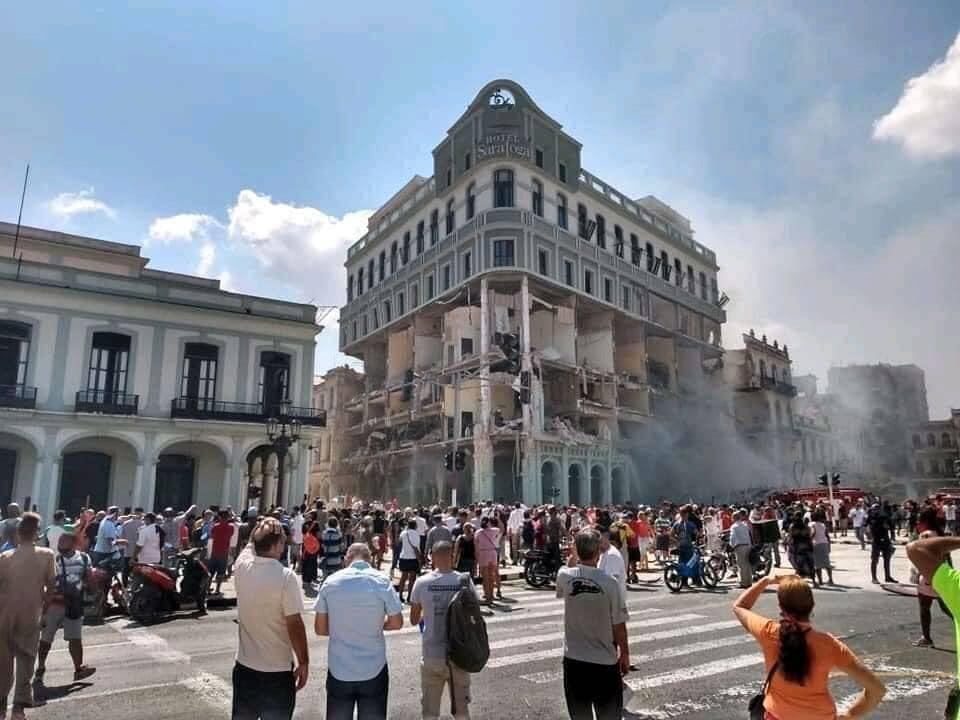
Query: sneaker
xmin=74 ymin=666 xmax=96 ymax=681
xmin=914 ymin=637 xmax=934 ymax=647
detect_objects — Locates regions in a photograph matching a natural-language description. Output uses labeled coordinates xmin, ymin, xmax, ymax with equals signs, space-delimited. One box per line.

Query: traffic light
xmin=831 ymin=473 xmax=841 ymax=486
xmin=454 ymin=449 xmax=466 ymax=471
xmin=818 ymin=473 xmax=841 ymax=486
xmin=443 ymin=452 xmax=454 ymax=471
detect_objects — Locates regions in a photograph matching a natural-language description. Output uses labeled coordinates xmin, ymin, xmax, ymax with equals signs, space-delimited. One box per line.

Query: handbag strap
xmin=761 ymin=661 xmax=780 ymax=694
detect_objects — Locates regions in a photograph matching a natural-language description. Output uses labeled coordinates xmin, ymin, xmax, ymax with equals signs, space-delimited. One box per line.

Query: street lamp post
xmin=266 ymin=400 xmax=302 ymax=509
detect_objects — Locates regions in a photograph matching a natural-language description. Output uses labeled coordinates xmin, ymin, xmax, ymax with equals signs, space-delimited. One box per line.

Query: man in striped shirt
xmin=321 ymin=517 xmax=344 ymax=583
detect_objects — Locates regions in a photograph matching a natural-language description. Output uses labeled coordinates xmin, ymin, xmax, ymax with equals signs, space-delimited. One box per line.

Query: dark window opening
xmin=461 ymin=338 xmax=474 ymax=357
xmin=390 ymin=242 xmax=398 ymax=274
xmin=402 ymin=232 xmax=411 ymax=264
xmin=493 ymin=239 xmax=514 ymax=267
xmin=622 ymin=286 xmax=630 ymax=310
xmin=412 ymin=284 xmax=419 ymax=307
xmin=0 ymin=321 xmax=30 ymax=392
xmin=357 ymin=268 xmax=364 ymax=296
xmin=564 ymin=260 xmax=574 ymax=286
xmin=384 ymin=300 xmax=392 ymax=323
xmin=557 ymin=194 xmax=568 ymax=229
xmin=258 ymin=351 xmax=290 ymax=412
xmin=446 ymin=199 xmax=455 ymax=235
xmin=379 ymin=251 xmax=386 ymax=281
xmin=711 ymin=277 xmax=719 ymax=303
xmin=347 ymin=275 xmax=354 ymax=302
xmin=466 ymin=183 xmax=475 ymax=219
xmin=584 ymin=270 xmax=593 ymax=295
xmin=461 ymin=411 xmax=474 ymax=437
xmin=660 ymin=250 xmax=670 ymax=281
xmin=603 ymin=278 xmax=612 ymax=302
xmin=430 ymin=210 xmax=439 ymax=245
xmin=494 ymin=169 xmax=514 ymax=208
xmin=181 ymin=342 xmax=218 ymax=409
xmin=367 ymin=259 xmax=375 ymax=290
xmin=416 ymin=221 xmax=425 ymax=254
xmin=463 ymin=251 xmax=472 ymax=279
xmin=614 ymin=225 xmax=624 ymax=257
xmin=674 ymin=258 xmax=683 ymax=286
xmin=687 ymin=264 xmax=695 ymax=292
xmin=464 ymin=152 xmax=471 ymax=170
xmin=630 ymin=234 xmax=641 ymax=266
xmin=538 ymin=249 xmax=549 ymax=275
xmin=596 ymin=215 xmax=606 ymax=249
xmin=397 ymin=292 xmax=405 ymax=316
xmin=446 ymin=166 xmax=452 ymax=187
xmin=427 ymin=275 xmax=435 ymax=300
xmin=443 ymin=264 xmax=451 ymax=290
xmin=532 ymin=179 xmax=543 ymax=217
xmin=645 ymin=243 xmax=654 ymax=272
xmin=87 ymin=332 xmax=131 ymax=399
xmin=559 ymin=163 xmax=567 ymax=183
xmin=699 ymin=272 xmax=708 ymax=300
xmin=535 ymin=148 xmax=544 ymax=168
xmin=577 ymin=205 xmax=588 ymax=240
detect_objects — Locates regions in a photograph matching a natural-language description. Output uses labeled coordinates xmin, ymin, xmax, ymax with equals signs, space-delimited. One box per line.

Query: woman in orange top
xmin=733 ymin=575 xmax=885 ymax=719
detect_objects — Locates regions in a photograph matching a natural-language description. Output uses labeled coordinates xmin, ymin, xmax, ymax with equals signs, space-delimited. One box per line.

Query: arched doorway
xmin=590 ymin=465 xmax=606 ymax=505
xmin=155 ymin=440 xmax=228 ymax=512
xmin=541 ymin=461 xmax=559 ymax=504
xmin=568 ymin=464 xmax=585 ymax=507
xmin=0 ymin=431 xmax=38 ymax=510
xmin=611 ymin=467 xmax=627 ymax=505
xmin=59 ymin=435 xmax=139 ymax=514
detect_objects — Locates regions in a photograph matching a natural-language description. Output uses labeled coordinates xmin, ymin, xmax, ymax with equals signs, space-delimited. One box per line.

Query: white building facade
xmin=0 ymin=222 xmax=322 ymax=517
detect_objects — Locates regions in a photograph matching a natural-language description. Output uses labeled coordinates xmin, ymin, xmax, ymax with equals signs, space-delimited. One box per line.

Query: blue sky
xmin=2 ymin=2 xmax=959 ymax=414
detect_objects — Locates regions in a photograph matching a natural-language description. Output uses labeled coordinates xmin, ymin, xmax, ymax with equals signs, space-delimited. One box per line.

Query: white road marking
xmin=393 ymin=600 xmax=663 ymax=635
xmin=623 ymin=683 xmax=759 ymax=718
xmin=44 ymin=681 xmax=175 ymax=704
xmin=486 ymin=613 xmax=709 ymax=668
xmin=836 ymin=675 xmax=952 ymax=712
xmin=181 ymin=671 xmax=234 ymax=712
xmin=517 ymin=634 xmax=753 ymax=683
xmin=625 ymin=653 xmax=764 ymax=691
xmin=50 ymin=640 xmax=129 ymax=653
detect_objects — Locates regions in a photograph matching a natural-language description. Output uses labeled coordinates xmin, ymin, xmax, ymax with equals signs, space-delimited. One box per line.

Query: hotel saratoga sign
xmin=476 ymin=133 xmax=531 ymax=161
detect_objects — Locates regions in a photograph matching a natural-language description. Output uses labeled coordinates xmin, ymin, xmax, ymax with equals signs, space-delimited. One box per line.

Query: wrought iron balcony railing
xmin=170 ymin=397 xmax=326 ymax=426
xmin=76 ymin=389 xmax=139 ymax=415
xmin=0 ymin=384 xmax=37 ymax=409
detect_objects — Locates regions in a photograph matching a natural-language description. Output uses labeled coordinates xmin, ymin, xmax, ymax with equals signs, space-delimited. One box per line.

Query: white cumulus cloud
xmin=147 ymin=213 xmax=222 ymax=245
xmin=226 ymin=189 xmax=372 ymax=303
xmin=196 ymin=242 xmax=216 ymax=276
xmin=47 ymin=188 xmax=116 ymax=220
xmin=873 ymin=32 xmax=960 ymax=159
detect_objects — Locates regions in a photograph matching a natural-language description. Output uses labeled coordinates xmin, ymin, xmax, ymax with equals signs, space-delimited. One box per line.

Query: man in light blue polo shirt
xmin=314 ymin=542 xmax=403 ymax=719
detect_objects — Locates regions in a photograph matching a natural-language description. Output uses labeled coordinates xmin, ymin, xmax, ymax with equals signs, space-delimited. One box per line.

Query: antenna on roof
xmin=12 ymin=163 xmax=29 ymax=259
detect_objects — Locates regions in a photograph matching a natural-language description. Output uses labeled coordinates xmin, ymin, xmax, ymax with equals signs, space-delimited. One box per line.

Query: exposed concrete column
xmin=45 ymin=458 xmax=61 ymax=519
xmin=472 ymin=277 xmax=494 ymax=502
xmin=129 ymin=462 xmax=144 ymax=512
xmin=31 ymin=455 xmax=46 ymax=515
xmin=520 ymin=275 xmax=537 ymax=504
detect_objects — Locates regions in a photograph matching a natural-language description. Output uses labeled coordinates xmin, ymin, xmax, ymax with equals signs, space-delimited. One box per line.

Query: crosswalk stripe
xmin=836 ymin=676 xmax=951 ymax=712
xmin=516 ymin=621 xmax=746 ymax=682
xmin=485 ymin=613 xmax=708 ymax=668
xmin=518 ymin=635 xmax=754 ymax=684
xmin=622 ymin=683 xmax=759 ymax=718
xmin=393 ymin=600 xmax=663 ymax=636
xmin=625 ymin=653 xmax=764 ymax=691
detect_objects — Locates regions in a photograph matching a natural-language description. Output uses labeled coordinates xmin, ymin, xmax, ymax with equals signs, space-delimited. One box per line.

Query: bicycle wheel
xmin=707 ymin=553 xmax=727 ymax=579
xmin=701 ymin=561 xmax=720 ymax=589
xmin=663 ymin=563 xmax=683 ymax=593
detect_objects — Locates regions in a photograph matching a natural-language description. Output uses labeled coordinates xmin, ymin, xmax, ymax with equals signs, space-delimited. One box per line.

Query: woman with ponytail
xmin=734 ymin=574 xmax=885 ymax=719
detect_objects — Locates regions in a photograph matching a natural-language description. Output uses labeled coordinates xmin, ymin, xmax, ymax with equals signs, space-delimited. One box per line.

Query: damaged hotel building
xmin=335 ymin=80 xmax=727 ymax=506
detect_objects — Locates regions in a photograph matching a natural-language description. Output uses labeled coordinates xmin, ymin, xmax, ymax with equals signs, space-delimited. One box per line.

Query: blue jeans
xmin=326 ymin=664 xmax=388 ymax=720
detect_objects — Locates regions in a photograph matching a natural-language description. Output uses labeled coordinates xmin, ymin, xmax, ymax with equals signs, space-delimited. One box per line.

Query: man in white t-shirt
xmin=290 ymin=507 xmax=305 ymax=571
xmin=851 ymin=501 xmax=868 ymax=550
xmin=135 ymin=512 xmax=163 ymax=565
xmin=507 ymin=502 xmax=525 ymax=565
xmin=233 ymin=517 xmax=308 ymax=719
xmin=414 ymin=512 xmax=428 ymax=556
xmin=945 ymin=501 xmax=957 ymax=536
xmin=597 ymin=530 xmax=627 ymax=600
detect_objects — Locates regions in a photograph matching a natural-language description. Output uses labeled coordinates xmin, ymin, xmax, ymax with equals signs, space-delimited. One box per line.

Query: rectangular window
xmin=446 ymin=200 xmax=455 ymax=235
xmin=412 ymin=284 xmax=419 ymax=307
xmin=494 ymin=169 xmax=514 ymax=207
xmin=402 ymin=232 xmax=411 ymax=263
xmin=372 ymin=307 xmax=379 ymax=330
xmin=347 ymin=275 xmax=354 ymax=302
xmin=397 ymin=292 xmax=405 ymax=316
xmin=535 ymin=148 xmax=544 ymax=168
xmin=687 ymin=264 xmax=695 ymax=293
xmin=630 ymin=234 xmax=640 ymax=266
xmin=596 ymin=215 xmax=606 ymax=249
xmin=443 ymin=264 xmax=451 ymax=290
xmin=417 ymin=221 xmax=425 ymax=254
xmin=699 ymin=271 xmax=707 ymax=300
xmin=584 ymin=269 xmax=593 ymax=295
xmin=181 ymin=342 xmax=218 ymax=408
xmin=427 ymin=274 xmax=435 ymax=300
xmin=557 ymin=194 xmax=568 ymax=229
xmin=463 ymin=251 xmax=472 ymax=279
xmin=577 ymin=204 xmax=588 ymax=240
xmin=466 ymin=185 xmax=475 ymax=219
xmin=564 ymin=260 xmax=574 ymax=286
xmin=430 ymin=210 xmax=439 ymax=245
xmin=368 ymin=259 xmax=375 ymax=290
xmin=493 ymin=239 xmax=514 ymax=267
xmin=461 ymin=411 xmax=474 ymax=437
xmin=622 ymin=285 xmax=630 ymax=310
xmin=464 ymin=152 xmax=471 ymax=170
xmin=646 ymin=242 xmax=655 ymax=272
xmin=674 ymin=258 xmax=683 ymax=286
xmin=711 ymin=277 xmax=719 ymax=303
xmin=603 ymin=277 xmax=612 ymax=302
xmin=614 ymin=225 xmax=623 ymax=257
xmin=538 ymin=249 xmax=548 ymax=275
xmin=461 ymin=338 xmax=474 ymax=357
xmin=362 ymin=315 xmax=368 ymax=335
xmin=351 ymin=320 xmax=357 ymax=341
xmin=384 ymin=300 xmax=392 ymax=323
xmin=379 ymin=252 xmax=386 ymax=281
xmin=357 ymin=268 xmax=364 ymax=296
xmin=660 ymin=251 xmax=670 ymax=281
xmin=87 ymin=332 xmax=131 ymax=398
xmin=559 ymin=163 xmax=567 ymax=183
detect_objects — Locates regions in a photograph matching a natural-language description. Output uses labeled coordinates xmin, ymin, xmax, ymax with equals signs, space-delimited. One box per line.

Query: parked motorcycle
xmin=85 ymin=553 xmax=128 ymax=622
xmin=128 ymin=547 xmax=211 ymax=624
xmin=523 ymin=541 xmax=571 ymax=588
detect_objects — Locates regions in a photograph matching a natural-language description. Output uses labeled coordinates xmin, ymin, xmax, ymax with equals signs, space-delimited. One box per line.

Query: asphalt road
xmin=23 ymin=543 xmax=957 ymax=719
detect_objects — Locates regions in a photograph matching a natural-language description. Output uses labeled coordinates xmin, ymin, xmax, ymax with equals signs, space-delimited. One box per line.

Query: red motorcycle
xmin=127 ymin=548 xmax=211 ymax=624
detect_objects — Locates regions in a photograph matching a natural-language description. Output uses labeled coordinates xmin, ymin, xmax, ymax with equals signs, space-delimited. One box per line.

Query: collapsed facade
xmin=335 ymin=80 xmax=727 ymax=507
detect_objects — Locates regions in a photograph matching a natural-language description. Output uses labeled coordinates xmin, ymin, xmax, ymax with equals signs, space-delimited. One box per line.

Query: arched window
xmin=531 ymin=179 xmax=543 ymax=217
xmin=445 ymin=198 xmax=455 ymax=235
xmin=942 ymin=432 xmax=952 ymax=448
xmin=556 ymin=193 xmax=567 ymax=229
xmin=912 ymin=434 xmax=922 ymax=449
xmin=0 ymin=320 xmax=31 ymax=389
xmin=493 ymin=169 xmax=514 ymax=208
xmin=928 ymin=433 xmax=937 ymax=447
xmin=595 ymin=214 xmax=606 ymax=249
xmin=390 ymin=241 xmax=398 ymax=274
xmin=466 ymin=183 xmax=476 ymax=220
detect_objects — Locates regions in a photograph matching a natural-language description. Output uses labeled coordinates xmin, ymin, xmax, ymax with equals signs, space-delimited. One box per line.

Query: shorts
xmin=398 ymin=558 xmax=420 ymax=573
xmin=207 ymin=557 xmax=228 ymax=579
xmin=628 ymin=547 xmax=642 ymax=563
xmin=656 ymin=536 xmax=670 ymax=552
xmin=41 ymin=604 xmax=83 ymax=644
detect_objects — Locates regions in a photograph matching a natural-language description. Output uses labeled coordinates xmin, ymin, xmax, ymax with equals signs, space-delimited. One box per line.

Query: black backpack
xmin=446 ymin=574 xmax=489 ymax=673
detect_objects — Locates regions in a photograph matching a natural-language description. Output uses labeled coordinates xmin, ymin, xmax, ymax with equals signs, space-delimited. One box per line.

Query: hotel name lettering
xmin=476 ymin=134 xmax=530 ymax=161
